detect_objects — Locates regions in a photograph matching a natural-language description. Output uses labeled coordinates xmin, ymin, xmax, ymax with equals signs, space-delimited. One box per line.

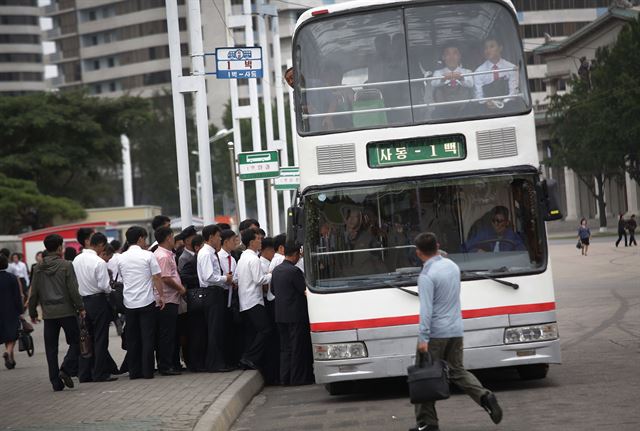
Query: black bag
xmin=17 ymin=319 xmax=34 ymax=357
xmin=576 ymin=240 xmax=582 ymax=249
xmin=186 ymin=287 xmax=209 ymax=313
xmin=407 ymin=352 xmax=450 ymax=404
xmin=109 ymin=274 xmax=126 ymax=314
xmin=79 ymin=316 xmax=93 ymax=359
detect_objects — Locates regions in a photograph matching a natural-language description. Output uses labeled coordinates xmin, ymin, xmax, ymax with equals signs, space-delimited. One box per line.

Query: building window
xmin=88 ymin=10 xmax=97 ymax=21
xmin=528 ymin=78 xmax=547 ymax=93
xmin=107 ymin=57 xmax=115 ymax=68
xmin=557 ymin=78 xmax=567 ymax=91
xmin=109 ymin=82 xmax=116 ymax=92
xmin=0 ymin=15 xmax=39 ymax=26
xmin=520 ymin=22 xmax=590 ymax=39
xmin=93 ymin=60 xmax=100 ymax=70
xmin=0 ymin=53 xmax=42 ymax=63
xmin=0 ymin=34 xmax=40 ymax=44
xmin=0 ymin=71 xmax=43 ymax=81
xmin=93 ymin=84 xmax=102 ymax=94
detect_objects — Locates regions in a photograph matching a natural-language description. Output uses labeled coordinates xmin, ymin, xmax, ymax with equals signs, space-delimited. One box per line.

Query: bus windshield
xmin=304 ymin=173 xmax=546 ymax=291
xmin=295 ymin=1 xmax=530 ymax=134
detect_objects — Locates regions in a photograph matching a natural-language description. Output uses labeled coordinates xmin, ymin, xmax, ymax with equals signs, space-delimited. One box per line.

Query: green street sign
xmin=238 ymin=150 xmax=280 ymax=181
xmin=367 ymin=134 xmax=466 ymax=168
xmin=274 ymin=167 xmax=300 ymax=190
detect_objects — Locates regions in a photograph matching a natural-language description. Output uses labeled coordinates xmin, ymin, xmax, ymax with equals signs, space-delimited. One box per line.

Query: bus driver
xmin=465 ymin=206 xmax=526 ymax=253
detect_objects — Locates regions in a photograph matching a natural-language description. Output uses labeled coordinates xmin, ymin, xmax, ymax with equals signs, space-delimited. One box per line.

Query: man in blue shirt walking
xmin=411 ymin=232 xmax=502 ymax=431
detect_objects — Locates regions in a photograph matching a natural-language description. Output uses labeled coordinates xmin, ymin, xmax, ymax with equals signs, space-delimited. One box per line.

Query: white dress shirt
xmin=432 ymin=66 xmax=474 ymax=88
xmin=107 ymin=252 xmax=120 ymax=281
xmin=117 ymin=245 xmax=161 ymax=309
xmin=268 ymin=253 xmax=285 ymax=274
xmin=473 ymin=58 xmax=518 ymax=100
xmin=197 ymin=243 xmax=226 ymax=288
xmin=260 ymin=256 xmax=275 ymax=301
xmin=73 ymin=249 xmax=112 ymax=297
xmin=218 ymin=248 xmax=237 ymax=307
xmin=296 ymin=257 xmax=305 ymax=273
xmin=236 ymin=249 xmax=272 ymax=312
xmin=8 ymin=261 xmax=30 ymax=284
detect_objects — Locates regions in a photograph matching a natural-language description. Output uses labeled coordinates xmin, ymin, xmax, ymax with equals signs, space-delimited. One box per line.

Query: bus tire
xmin=325 ymin=381 xmax=353 ymax=395
xmin=517 ymin=364 xmax=549 ymax=380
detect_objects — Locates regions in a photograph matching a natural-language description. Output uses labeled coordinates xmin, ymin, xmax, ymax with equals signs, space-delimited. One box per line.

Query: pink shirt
xmin=154 ymin=246 xmax=181 ymax=305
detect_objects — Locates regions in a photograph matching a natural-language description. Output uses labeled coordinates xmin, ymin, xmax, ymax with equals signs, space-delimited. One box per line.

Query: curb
xmin=193 ymin=370 xmax=264 ymax=431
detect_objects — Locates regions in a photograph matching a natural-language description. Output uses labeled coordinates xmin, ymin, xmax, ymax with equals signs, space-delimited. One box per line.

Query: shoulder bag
xmin=407 ymin=351 xmax=450 ymax=404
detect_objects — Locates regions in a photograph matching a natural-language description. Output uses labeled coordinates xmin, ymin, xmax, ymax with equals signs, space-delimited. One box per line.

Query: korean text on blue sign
xmin=216 ymin=47 xmax=263 ymax=79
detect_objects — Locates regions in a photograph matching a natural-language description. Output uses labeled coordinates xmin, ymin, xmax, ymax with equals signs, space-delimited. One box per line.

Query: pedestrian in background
xmin=77 ymin=227 xmax=95 ymax=252
xmin=29 ymin=234 xmax=84 ymax=392
xmin=237 ymin=228 xmax=272 ymax=371
xmin=180 ymin=232 xmax=205 ymax=372
xmin=410 ymin=232 xmax=502 ymax=431
xmin=271 ymin=243 xmax=314 ymax=386
xmin=153 ymin=226 xmax=186 ymax=376
xmin=30 ymin=251 xmax=44 ymax=281
xmin=218 ymin=229 xmax=242 ymax=367
xmin=615 ymin=213 xmax=628 ymax=247
xmin=259 ymin=236 xmax=280 ymax=385
xmin=73 ymin=232 xmax=118 ymax=383
xmin=627 ymin=214 xmax=637 ymax=246
xmin=8 ymin=253 xmax=29 ymax=298
xmin=197 ymin=224 xmax=234 ymax=372
xmin=149 ymin=215 xmax=171 ymax=252
xmin=118 ymin=226 xmax=165 ymax=380
xmin=578 ymin=218 xmax=591 ymax=256
xmin=1 ymin=254 xmax=23 ymax=370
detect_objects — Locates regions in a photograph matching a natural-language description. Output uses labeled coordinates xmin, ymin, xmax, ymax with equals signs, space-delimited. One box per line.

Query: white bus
xmin=287 ymin=0 xmax=563 ymax=394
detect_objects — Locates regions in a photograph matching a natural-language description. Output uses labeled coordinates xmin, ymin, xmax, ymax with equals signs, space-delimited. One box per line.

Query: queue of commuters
xmin=1 ymin=215 xmax=314 ymax=391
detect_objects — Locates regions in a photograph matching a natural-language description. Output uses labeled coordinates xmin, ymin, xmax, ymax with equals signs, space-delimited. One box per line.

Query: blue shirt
xmin=578 ymin=226 xmax=591 ymax=240
xmin=464 ymin=227 xmax=526 ymax=252
xmin=418 ymin=255 xmax=464 ymax=343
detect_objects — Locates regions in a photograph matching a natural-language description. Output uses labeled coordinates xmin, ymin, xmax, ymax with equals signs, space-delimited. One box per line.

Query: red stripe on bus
xmin=309 ymin=302 xmax=556 ymax=332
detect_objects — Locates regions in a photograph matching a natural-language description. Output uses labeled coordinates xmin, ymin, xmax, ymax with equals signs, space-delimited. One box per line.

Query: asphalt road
xmin=231 ymin=238 xmax=640 ymax=431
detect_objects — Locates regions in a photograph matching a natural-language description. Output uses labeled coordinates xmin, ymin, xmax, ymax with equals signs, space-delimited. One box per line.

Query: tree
xmin=0 ymin=173 xmax=85 ymax=234
xmin=0 ymin=91 xmax=151 ymax=207
xmin=545 ymin=18 xmax=640 ymax=228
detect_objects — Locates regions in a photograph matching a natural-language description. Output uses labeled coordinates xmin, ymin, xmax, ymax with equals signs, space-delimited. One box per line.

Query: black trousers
xmin=187 ymin=305 xmax=207 ymax=371
xmin=278 ymin=321 xmax=314 ymax=385
xmin=43 ymin=316 xmax=80 ymax=390
xmin=204 ymin=286 xmax=229 ymax=371
xmin=156 ymin=303 xmax=178 ymax=372
xmin=241 ymin=304 xmax=272 ymax=367
xmin=263 ymin=299 xmax=280 ymax=385
xmin=629 ymin=229 xmax=637 ymax=246
xmin=616 ymin=231 xmax=628 ymax=247
xmin=79 ymin=294 xmax=115 ymax=381
xmin=174 ymin=312 xmax=188 ymax=369
xmin=125 ymin=302 xmax=157 ymax=379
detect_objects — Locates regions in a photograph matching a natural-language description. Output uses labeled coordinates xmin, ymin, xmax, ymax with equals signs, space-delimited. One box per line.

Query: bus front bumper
xmin=313 ymin=338 xmax=561 ymax=384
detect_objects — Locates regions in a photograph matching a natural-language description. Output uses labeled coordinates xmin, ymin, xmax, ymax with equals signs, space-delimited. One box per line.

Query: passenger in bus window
xmin=464 ymin=206 xmax=526 ymax=253
xmin=473 ymin=38 xmax=519 ymax=108
xmin=432 ymin=45 xmax=474 ymax=99
xmin=340 ymin=208 xmax=383 ymax=276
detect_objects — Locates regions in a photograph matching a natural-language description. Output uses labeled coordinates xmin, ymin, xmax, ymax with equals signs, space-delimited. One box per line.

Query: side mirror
xmin=286 ymin=205 xmax=305 ymax=244
xmin=538 ymin=179 xmax=563 ymax=221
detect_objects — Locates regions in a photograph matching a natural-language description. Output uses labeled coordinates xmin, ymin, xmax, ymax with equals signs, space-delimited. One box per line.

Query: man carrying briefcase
xmin=410 ymin=233 xmax=502 ymax=431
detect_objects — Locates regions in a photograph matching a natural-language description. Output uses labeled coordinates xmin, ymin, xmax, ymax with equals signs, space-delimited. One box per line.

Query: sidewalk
xmin=0 ymin=323 xmax=262 ymax=431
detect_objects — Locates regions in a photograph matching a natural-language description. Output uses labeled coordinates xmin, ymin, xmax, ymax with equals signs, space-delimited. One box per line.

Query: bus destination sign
xmin=367 ymin=134 xmax=466 ymax=168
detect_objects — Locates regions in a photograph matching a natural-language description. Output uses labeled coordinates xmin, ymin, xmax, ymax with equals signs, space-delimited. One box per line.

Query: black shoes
xmin=159 ymin=369 xmax=182 ymax=376
xmin=238 ymin=359 xmax=258 ymax=370
xmin=3 ymin=352 xmax=16 ymax=370
xmin=409 ymin=425 xmax=440 ymax=431
xmin=95 ymin=376 xmax=119 ymax=382
xmin=210 ymin=365 xmax=236 ymax=373
xmin=481 ymin=392 xmax=503 ymax=424
xmin=59 ymin=370 xmax=74 ymax=389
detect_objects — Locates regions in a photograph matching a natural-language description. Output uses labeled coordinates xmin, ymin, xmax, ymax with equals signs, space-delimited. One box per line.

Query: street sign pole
xmin=228 ymin=142 xmax=240 ymax=229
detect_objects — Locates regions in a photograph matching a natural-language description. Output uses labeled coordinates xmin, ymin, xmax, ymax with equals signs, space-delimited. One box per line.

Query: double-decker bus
xmin=287 ymin=0 xmax=563 ymax=394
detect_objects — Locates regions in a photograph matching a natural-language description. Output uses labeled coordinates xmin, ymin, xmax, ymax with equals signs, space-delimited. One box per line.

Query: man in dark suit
xmin=271 ymin=243 xmax=314 ymax=385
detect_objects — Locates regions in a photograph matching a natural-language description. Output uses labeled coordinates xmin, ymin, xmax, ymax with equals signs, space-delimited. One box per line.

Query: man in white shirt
xmin=236 ymin=228 xmax=272 ymax=370
xmin=432 ymin=45 xmax=474 ymax=92
xmin=197 ymin=224 xmax=234 ymax=372
xmin=8 ymin=253 xmax=29 ymax=297
xmin=106 ymin=240 xmax=122 ymax=282
xmin=268 ymin=234 xmax=287 ymax=274
xmin=73 ymin=232 xmax=118 ymax=383
xmin=153 ymin=226 xmax=186 ymax=376
xmin=218 ymin=229 xmax=242 ymax=367
xmin=473 ymin=38 xmax=519 ymax=108
xmin=118 ymin=226 xmax=165 ymax=380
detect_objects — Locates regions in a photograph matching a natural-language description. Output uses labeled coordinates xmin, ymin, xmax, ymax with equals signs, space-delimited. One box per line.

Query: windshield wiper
xmin=381 ymin=280 xmax=419 ymax=297
xmin=461 ymin=270 xmax=519 ymax=290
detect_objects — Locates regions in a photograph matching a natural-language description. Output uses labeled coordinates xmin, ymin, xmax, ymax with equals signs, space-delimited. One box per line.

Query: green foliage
xmin=0 ymin=91 xmax=151 ymax=206
xmin=0 ymin=173 xmax=85 ymax=234
xmin=546 ymin=16 xmax=640 ymax=226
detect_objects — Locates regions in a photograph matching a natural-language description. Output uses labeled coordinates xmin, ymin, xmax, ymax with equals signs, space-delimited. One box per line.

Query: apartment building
xmin=43 ymin=0 xmax=229 ymax=123
xmin=0 ymin=0 xmax=45 ymax=95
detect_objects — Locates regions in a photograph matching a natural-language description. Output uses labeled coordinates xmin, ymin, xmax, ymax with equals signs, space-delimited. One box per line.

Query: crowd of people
xmin=0 ymin=216 xmax=314 ymax=391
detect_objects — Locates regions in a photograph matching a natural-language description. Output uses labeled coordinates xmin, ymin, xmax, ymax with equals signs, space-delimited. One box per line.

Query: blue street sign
xmin=216 ymin=47 xmax=263 ymax=79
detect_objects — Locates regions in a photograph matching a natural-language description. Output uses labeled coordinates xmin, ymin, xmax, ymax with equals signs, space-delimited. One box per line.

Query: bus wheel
xmin=517 ymin=364 xmax=549 ymax=380
xmin=325 ymin=381 xmax=353 ymax=395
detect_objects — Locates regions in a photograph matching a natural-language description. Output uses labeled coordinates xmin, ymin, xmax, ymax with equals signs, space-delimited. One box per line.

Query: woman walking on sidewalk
xmin=578 ymin=218 xmax=591 ymax=256
xmin=1 ymin=254 xmax=23 ymax=370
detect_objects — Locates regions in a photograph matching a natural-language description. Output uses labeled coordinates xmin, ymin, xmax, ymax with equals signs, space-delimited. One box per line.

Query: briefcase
xmin=186 ymin=287 xmax=209 ymax=313
xmin=79 ymin=316 xmax=93 ymax=359
xmin=407 ymin=352 xmax=450 ymax=404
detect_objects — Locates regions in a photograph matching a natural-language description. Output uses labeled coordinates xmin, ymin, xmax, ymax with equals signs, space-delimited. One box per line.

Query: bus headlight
xmin=313 ymin=342 xmax=368 ymax=360
xmin=504 ymin=323 xmax=559 ymax=344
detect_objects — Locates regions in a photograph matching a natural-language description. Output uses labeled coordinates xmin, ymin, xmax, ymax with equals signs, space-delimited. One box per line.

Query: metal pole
xmin=223 ymin=0 xmax=247 ymax=223
xmin=187 ymin=0 xmax=214 ymax=224
xmin=271 ymin=13 xmax=291 ymax=215
xmin=195 ymin=171 xmax=202 ymax=217
xmin=120 ymin=134 xmax=134 ymax=207
xmin=286 ymin=58 xmax=299 ymax=166
xmin=257 ymin=8 xmax=280 ymax=235
xmin=243 ymin=0 xmax=268 ymax=233
xmin=228 ymin=142 xmax=240 ymax=228
xmin=166 ymin=0 xmax=192 ymax=228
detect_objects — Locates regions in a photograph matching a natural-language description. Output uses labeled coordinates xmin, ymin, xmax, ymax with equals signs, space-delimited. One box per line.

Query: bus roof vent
xmin=476 ymin=127 xmax=518 ymax=160
xmin=316 ymin=143 xmax=357 ymax=175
